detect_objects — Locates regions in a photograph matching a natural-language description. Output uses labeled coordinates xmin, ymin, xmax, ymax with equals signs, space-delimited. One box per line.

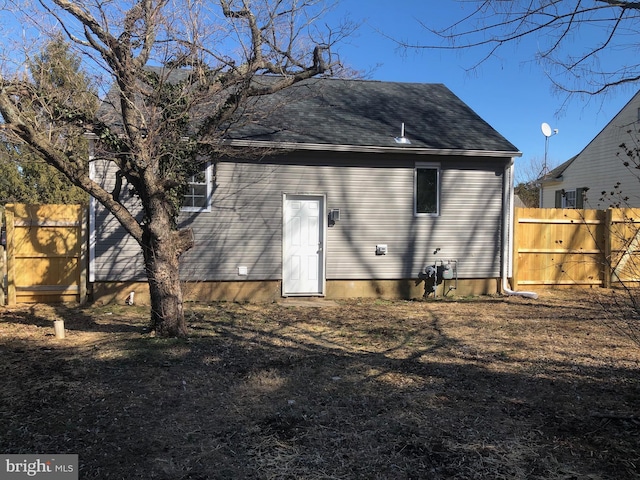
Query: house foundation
xmin=90 ymin=278 xmax=501 ymax=305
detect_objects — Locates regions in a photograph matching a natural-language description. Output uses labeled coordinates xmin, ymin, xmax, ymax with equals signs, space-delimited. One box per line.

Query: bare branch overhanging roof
xmin=98 ymin=71 xmax=521 ymax=156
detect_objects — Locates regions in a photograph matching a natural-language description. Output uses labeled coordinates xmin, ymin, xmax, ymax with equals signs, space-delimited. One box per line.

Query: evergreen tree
xmin=0 ymin=144 xmax=32 ymax=203
xmin=0 ymin=35 xmax=96 ymax=205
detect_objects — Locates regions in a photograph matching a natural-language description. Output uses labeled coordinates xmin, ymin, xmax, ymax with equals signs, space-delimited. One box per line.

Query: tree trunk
xmin=142 ymin=227 xmax=194 ymax=337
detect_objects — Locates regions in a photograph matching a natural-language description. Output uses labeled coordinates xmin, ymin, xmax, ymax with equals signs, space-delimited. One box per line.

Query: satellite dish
xmin=541 ymin=122 xmax=552 ymax=137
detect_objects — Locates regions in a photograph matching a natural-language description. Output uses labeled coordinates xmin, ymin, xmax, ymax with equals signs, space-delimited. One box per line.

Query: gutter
xmin=502 ymin=158 xmax=538 ymax=299
xmin=88 ymin=132 xmax=522 ymax=158
xmin=222 ymin=139 xmax=522 ymax=158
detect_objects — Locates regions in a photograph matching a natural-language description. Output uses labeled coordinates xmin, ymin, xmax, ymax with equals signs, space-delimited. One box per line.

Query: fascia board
xmin=222 ymin=139 xmax=522 ymax=158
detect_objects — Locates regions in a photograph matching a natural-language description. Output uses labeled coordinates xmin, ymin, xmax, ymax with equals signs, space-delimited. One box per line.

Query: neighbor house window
xmin=554 ymin=188 xmax=585 ymax=209
xmin=563 ymin=190 xmax=576 ymax=208
xmin=182 ymin=162 xmax=212 ymax=212
xmin=415 ymin=162 xmax=440 ymax=215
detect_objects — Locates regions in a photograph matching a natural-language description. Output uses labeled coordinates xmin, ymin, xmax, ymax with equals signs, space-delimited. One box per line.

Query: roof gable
xmin=538 ymin=155 xmax=577 ymax=183
xmin=546 ymin=89 xmax=640 ymax=181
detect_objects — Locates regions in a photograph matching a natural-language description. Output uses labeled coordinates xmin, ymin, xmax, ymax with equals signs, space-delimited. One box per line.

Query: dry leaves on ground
xmin=0 ymin=289 xmax=639 ymax=479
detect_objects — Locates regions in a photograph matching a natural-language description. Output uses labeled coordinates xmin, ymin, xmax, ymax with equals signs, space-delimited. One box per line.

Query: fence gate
xmin=4 ymin=204 xmax=87 ymax=304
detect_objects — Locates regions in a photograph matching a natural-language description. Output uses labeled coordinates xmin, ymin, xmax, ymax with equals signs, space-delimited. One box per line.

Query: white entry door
xmin=283 ymin=194 xmax=325 ymax=296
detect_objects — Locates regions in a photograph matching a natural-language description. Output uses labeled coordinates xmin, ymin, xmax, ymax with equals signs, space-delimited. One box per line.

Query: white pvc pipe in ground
xmin=54 ymin=320 xmax=65 ymax=339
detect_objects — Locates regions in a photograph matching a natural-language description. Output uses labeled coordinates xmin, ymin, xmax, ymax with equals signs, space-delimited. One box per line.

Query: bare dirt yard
xmin=0 ymin=289 xmax=639 ymax=479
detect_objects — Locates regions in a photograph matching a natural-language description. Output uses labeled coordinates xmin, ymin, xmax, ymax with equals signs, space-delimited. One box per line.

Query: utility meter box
xmin=442 ymin=263 xmax=454 ymax=280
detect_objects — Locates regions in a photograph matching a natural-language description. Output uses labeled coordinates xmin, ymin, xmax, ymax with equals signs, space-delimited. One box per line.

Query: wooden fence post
xmin=512 ymin=206 xmax=521 ymax=290
xmin=5 ymin=209 xmax=15 ymax=305
xmin=603 ymin=208 xmax=613 ymax=289
xmin=79 ymin=205 xmax=88 ymax=304
xmin=0 ymin=206 xmax=4 ymax=306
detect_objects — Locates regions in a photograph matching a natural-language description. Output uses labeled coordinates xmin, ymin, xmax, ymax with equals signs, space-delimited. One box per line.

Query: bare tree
xmin=412 ymin=1 xmax=640 ymax=96
xmin=514 ymin=155 xmax=564 ymax=207
xmin=0 ymin=0 xmax=353 ymax=337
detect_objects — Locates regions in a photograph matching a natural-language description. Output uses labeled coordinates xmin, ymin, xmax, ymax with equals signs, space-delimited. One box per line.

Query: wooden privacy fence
xmin=1 ymin=204 xmax=640 ymax=304
xmin=1 ymin=204 xmax=88 ymax=304
xmin=513 ymin=207 xmax=640 ymax=289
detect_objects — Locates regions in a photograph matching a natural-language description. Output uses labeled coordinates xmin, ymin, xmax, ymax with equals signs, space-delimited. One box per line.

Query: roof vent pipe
xmin=502 ymin=158 xmax=538 ymax=299
xmin=394 ymin=123 xmax=411 ymax=144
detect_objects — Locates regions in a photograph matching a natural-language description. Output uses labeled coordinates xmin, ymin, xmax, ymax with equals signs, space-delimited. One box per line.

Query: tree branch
xmin=0 ymin=80 xmax=144 ymax=243
xmin=408 ymin=0 xmax=640 ymax=95
xmin=597 ymin=0 xmax=640 ymax=9
xmin=48 ymin=0 xmax=118 ymax=64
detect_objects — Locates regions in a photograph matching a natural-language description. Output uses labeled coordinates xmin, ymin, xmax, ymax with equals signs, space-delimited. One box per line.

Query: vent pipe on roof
xmin=394 ymin=123 xmax=411 ymax=144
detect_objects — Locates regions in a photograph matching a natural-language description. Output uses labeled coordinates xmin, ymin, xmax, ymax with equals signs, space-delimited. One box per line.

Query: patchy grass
xmin=1 ymin=290 xmax=639 ymax=479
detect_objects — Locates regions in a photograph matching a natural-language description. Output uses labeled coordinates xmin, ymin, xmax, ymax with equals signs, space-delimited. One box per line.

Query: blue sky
xmin=3 ymin=0 xmax=635 ymax=184
xmin=331 ymin=0 xmax=637 ymax=182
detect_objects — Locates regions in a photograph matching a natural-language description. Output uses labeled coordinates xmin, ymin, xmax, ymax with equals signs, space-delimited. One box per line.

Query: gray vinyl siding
xmin=92 ymin=161 xmax=146 ymax=280
xmin=92 ymin=152 xmax=507 ymax=281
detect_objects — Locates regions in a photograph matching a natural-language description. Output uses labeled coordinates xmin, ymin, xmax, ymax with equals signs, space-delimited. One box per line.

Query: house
xmin=89 ymin=77 xmax=522 ymax=303
xmin=539 ymin=90 xmax=640 ymax=209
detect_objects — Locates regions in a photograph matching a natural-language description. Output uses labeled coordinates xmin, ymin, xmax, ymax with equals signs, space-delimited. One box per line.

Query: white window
xmin=182 ymin=162 xmax=212 ymax=212
xmin=414 ymin=162 xmax=440 ymax=216
xmin=555 ymin=188 xmax=585 ymax=209
xmin=562 ymin=190 xmax=576 ymax=208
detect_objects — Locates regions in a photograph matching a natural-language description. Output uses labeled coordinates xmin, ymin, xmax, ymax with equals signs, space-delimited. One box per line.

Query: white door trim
xmin=282 ymin=193 xmax=327 ymax=296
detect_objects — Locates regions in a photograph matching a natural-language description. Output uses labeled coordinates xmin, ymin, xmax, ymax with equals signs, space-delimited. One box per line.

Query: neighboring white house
xmin=539 ymin=90 xmax=640 ymax=209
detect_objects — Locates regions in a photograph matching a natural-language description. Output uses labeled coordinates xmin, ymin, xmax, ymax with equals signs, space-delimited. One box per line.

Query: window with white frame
xmin=182 ymin=162 xmax=212 ymax=212
xmin=414 ymin=162 xmax=440 ymax=215
xmin=562 ymin=189 xmax=576 ymax=208
xmin=555 ymin=188 xmax=585 ymax=209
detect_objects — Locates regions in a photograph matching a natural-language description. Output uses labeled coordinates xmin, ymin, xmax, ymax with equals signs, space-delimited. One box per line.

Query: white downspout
xmin=502 ymin=158 xmax=538 ymax=299
xmin=86 ymin=134 xmax=96 ymax=284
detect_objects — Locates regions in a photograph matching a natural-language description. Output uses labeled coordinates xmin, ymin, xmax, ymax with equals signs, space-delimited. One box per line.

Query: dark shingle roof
xmin=227 ymin=77 xmax=519 ymax=154
xmin=97 ymin=71 xmax=519 ymax=154
xmin=538 ymin=155 xmax=577 ymax=183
